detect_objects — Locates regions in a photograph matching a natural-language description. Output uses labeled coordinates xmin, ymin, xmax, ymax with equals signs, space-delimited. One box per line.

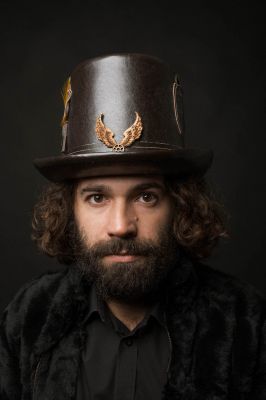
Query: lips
xmin=103 ymin=254 xmax=141 ymax=262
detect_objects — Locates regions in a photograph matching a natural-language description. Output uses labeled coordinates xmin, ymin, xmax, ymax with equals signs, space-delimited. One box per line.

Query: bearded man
xmin=0 ymin=53 xmax=265 ymax=400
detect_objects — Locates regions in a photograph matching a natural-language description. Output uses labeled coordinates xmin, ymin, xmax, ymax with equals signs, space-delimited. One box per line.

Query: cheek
xmin=74 ymin=201 xmax=107 ymax=244
xmin=138 ymin=204 xmax=174 ymax=237
xmin=74 ymin=202 xmax=92 ymax=238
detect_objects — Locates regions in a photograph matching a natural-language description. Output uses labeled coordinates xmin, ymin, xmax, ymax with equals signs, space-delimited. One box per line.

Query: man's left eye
xmin=138 ymin=192 xmax=157 ymax=203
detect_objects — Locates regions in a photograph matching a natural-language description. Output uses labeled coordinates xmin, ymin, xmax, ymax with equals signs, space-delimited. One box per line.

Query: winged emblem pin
xmin=95 ymin=112 xmax=143 ymax=152
xmin=60 ymin=76 xmax=72 ymax=152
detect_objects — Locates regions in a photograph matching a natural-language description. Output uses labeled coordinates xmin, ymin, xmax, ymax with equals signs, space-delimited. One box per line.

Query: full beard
xmin=72 ymin=225 xmax=181 ymax=304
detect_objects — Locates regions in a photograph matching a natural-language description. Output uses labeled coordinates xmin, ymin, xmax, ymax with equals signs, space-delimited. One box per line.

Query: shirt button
xmin=125 ymin=338 xmax=133 ymax=346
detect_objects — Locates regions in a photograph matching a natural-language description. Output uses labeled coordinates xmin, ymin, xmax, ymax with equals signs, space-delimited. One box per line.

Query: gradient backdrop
xmin=1 ymin=1 xmax=265 ymax=312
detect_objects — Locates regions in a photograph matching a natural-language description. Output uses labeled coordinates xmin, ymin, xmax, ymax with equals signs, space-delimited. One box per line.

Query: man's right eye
xmin=86 ymin=194 xmax=105 ymax=204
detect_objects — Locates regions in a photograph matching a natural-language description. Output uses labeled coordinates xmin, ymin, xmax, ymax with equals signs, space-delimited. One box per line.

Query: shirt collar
xmin=86 ymin=283 xmax=167 ymax=328
xmin=86 ymin=283 xmax=105 ymax=322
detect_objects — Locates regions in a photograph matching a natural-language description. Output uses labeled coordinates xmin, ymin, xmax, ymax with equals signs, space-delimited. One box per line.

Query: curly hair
xmin=32 ymin=177 xmax=229 ymax=264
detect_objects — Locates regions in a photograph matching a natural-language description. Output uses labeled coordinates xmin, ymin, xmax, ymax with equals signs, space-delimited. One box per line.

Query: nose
xmin=107 ymin=201 xmax=137 ymax=239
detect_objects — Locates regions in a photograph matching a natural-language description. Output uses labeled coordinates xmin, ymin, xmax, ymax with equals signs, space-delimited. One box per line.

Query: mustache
xmin=81 ymin=237 xmax=159 ymax=258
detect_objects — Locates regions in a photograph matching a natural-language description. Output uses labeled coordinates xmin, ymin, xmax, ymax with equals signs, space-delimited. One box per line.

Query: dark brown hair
xmin=32 ymin=177 xmax=229 ymax=264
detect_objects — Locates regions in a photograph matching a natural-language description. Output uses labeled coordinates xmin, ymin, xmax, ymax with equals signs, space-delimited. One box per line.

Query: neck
xmin=106 ymin=299 xmax=151 ymax=331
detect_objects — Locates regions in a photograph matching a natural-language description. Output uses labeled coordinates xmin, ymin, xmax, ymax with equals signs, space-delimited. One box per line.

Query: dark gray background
xmin=1 ymin=1 xmax=266 ymax=312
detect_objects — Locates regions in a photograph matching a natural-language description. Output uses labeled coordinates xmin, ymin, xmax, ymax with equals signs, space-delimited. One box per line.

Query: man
xmin=0 ymin=53 xmax=265 ymax=400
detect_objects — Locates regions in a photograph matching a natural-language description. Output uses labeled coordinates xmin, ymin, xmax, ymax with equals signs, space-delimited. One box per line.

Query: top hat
xmin=34 ymin=53 xmax=213 ymax=182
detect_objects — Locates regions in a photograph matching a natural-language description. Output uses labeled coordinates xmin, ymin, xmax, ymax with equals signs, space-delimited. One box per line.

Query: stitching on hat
xmin=173 ymin=75 xmax=182 ymax=136
xmin=68 ymin=145 xmax=183 ymax=155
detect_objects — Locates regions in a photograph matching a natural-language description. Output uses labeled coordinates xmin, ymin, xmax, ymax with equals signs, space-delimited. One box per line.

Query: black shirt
xmin=75 ymin=284 xmax=171 ymax=400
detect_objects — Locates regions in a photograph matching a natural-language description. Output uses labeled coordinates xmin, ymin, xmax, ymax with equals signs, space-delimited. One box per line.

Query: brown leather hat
xmin=34 ymin=53 xmax=213 ymax=182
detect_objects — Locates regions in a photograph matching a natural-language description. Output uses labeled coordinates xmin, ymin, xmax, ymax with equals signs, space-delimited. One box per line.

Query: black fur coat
xmin=0 ymin=255 xmax=266 ymax=400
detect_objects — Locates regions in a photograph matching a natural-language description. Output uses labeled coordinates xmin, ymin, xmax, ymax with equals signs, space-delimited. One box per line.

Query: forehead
xmin=76 ymin=174 xmax=166 ymax=191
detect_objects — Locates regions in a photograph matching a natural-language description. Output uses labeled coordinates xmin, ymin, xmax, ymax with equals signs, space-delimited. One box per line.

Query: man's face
xmin=73 ymin=174 xmax=180 ymax=303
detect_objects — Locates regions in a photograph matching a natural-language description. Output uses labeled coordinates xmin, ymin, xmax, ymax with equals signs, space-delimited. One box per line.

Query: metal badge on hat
xmin=61 ymin=77 xmax=72 ymax=152
xmin=95 ymin=112 xmax=143 ymax=152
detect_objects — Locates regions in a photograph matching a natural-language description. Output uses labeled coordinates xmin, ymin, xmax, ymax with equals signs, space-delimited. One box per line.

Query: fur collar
xmin=32 ymin=253 xmax=203 ymax=398
xmin=33 ymin=252 xmax=197 ymax=356
xmin=28 ymin=252 xmax=262 ymax=399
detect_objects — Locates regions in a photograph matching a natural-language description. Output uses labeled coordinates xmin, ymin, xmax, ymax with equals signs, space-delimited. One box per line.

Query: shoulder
xmin=0 ymin=268 xmax=69 ymax=339
xmin=194 ymin=262 xmax=266 ymax=318
xmin=6 ymin=268 xmax=69 ymax=310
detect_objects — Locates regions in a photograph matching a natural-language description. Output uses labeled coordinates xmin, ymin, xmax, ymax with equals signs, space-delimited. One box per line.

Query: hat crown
xmin=34 ymin=53 xmax=213 ymax=182
xmin=62 ymin=53 xmax=185 ymax=155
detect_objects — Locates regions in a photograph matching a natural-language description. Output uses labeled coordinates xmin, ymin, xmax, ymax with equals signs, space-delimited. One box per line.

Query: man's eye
xmin=87 ymin=194 xmax=105 ymax=204
xmin=138 ymin=192 xmax=157 ymax=204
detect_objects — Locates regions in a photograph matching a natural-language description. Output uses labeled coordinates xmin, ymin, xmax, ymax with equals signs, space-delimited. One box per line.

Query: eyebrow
xmin=80 ymin=185 xmax=112 ymax=195
xmin=79 ymin=181 xmax=166 ymax=196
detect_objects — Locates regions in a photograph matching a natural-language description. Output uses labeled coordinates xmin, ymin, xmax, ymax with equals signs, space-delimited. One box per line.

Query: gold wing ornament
xmin=61 ymin=77 xmax=72 ymax=127
xmin=61 ymin=76 xmax=72 ymax=152
xmin=120 ymin=112 xmax=143 ymax=147
xmin=95 ymin=114 xmax=117 ymax=148
xmin=95 ymin=112 xmax=143 ymax=152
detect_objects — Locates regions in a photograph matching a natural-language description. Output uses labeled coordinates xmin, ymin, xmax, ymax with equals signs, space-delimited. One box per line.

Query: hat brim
xmin=33 ymin=148 xmax=213 ymax=182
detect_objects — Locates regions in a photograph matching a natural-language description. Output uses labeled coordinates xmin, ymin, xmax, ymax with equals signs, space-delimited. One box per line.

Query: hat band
xmin=68 ymin=141 xmax=184 ymax=155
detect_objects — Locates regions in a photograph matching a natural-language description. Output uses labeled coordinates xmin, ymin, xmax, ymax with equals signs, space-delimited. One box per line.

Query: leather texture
xmin=34 ymin=53 xmax=213 ymax=182
xmin=67 ymin=54 xmax=184 ymax=153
